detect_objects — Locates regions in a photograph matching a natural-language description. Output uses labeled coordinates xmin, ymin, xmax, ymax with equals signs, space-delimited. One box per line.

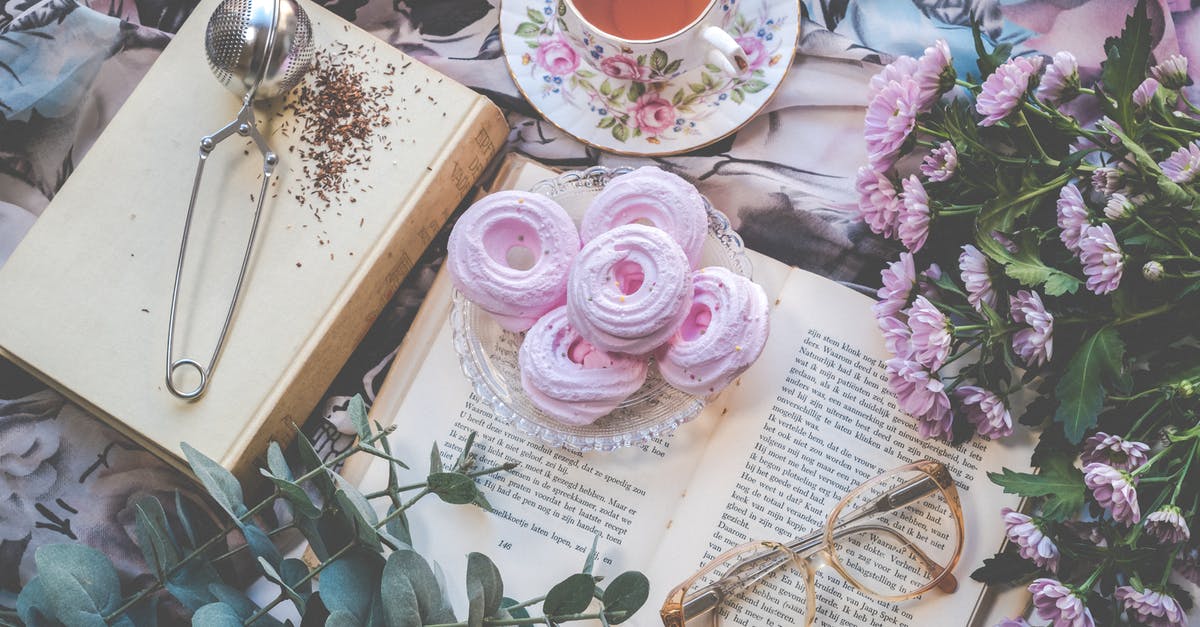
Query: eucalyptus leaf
xmin=428 ymin=472 xmax=478 ymax=505
xmin=499 ymin=597 xmax=530 ymax=620
xmin=325 ymin=610 xmax=360 ymax=627
xmin=164 ymin=560 xmax=221 ymax=611
xmin=31 ymin=544 xmax=122 ymax=622
xmin=466 ymin=552 xmax=503 ymax=626
xmin=582 ymin=535 xmax=599 ymax=575
xmin=262 ymin=468 xmax=323 ymax=519
xmin=378 ymin=428 xmax=403 ymax=493
xmin=193 ymin=602 xmax=244 ymax=627
xmin=133 ymin=496 xmax=180 ymax=580
xmin=384 ymin=550 xmax=456 ymax=624
xmin=430 ymin=442 xmax=444 ymax=474
xmin=321 ymin=550 xmax=384 ymax=624
xmin=333 ymin=474 xmax=383 ymax=551
xmin=260 ymin=557 xmax=310 ymax=614
xmin=175 ymin=490 xmax=200 ymax=550
xmin=454 ymin=431 xmax=477 ymax=470
xmin=544 ymin=573 xmax=594 ymax=617
xmin=16 ymin=576 xmax=54 ymax=627
xmin=182 ymin=442 xmax=248 ymax=520
xmin=380 ymin=567 xmax=422 ymax=627
xmin=295 ymin=431 xmax=336 ymax=500
xmin=602 ymin=572 xmax=649 ymax=624
xmin=208 ymin=583 xmax=262 ymax=621
xmin=385 ymin=504 xmax=413 ymax=547
xmin=241 ymin=521 xmax=284 ymax=568
xmin=347 ymin=395 xmax=371 ymax=441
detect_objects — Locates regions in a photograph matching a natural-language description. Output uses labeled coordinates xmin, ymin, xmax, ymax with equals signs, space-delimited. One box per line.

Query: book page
xmin=643 ymin=266 xmax=1035 ymax=627
xmin=356 ymin=249 xmax=795 ymax=617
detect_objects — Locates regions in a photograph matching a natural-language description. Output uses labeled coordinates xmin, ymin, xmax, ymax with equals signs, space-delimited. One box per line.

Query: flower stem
xmin=1114 ymin=303 xmax=1174 ymax=327
xmin=425 ymin=612 xmax=623 ymax=627
xmin=1016 ymin=110 xmax=1060 ymax=167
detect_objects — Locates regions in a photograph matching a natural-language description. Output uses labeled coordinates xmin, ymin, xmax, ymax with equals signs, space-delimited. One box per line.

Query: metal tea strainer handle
xmin=166 ymin=0 xmax=313 ymax=400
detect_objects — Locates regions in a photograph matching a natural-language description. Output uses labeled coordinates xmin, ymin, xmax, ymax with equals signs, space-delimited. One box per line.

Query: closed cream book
xmin=0 ymin=0 xmax=507 ymax=478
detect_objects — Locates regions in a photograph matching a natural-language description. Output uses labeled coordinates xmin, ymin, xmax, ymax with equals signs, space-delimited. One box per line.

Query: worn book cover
xmin=0 ymin=0 xmax=507 ymax=477
xmin=347 ymin=159 xmax=1038 ymax=625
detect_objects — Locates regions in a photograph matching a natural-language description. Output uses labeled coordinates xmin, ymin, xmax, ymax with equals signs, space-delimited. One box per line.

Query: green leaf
xmin=347 ymin=395 xmax=371 ymax=441
xmin=526 ymin=7 xmax=545 ymax=24
xmin=262 ymin=468 xmax=322 ymax=519
xmin=1055 ymin=327 xmax=1126 ymax=443
xmin=515 ymin=22 xmax=540 ymax=37
xmin=295 ymin=432 xmax=336 ymax=499
xmin=240 ymin=522 xmax=283 ymax=569
xmin=133 ymin=496 xmax=180 ymax=580
xmin=174 ymin=491 xmax=199 ymax=550
xmin=380 ymin=566 xmax=422 ymax=627
xmin=544 ymin=573 xmax=595 ymax=616
xmin=385 ymin=503 xmax=413 ymax=547
xmin=597 ymin=116 xmax=616 ymax=129
xmin=988 ymin=455 xmax=1086 ymax=521
xmin=260 ymin=557 xmax=310 ymax=614
xmin=649 ymin=49 xmax=668 ymax=72
xmin=612 ymin=123 xmax=630 ymax=143
xmin=671 ymin=89 xmax=684 ymax=106
xmin=466 ymin=552 xmax=503 ymax=627
xmin=428 ymin=472 xmax=478 ymax=505
xmin=975 ymin=231 xmax=1081 ymax=296
xmin=969 ymin=548 xmax=1039 ymax=585
xmin=582 ymin=535 xmax=599 ymax=575
xmin=730 ymin=88 xmax=744 ymax=104
xmin=208 ymin=584 xmax=262 ymax=622
xmin=193 ymin=602 xmax=244 ymax=627
xmin=602 ymin=572 xmax=649 ymax=624
xmin=326 ymin=610 xmax=360 ymax=627
xmin=627 ymin=81 xmax=645 ymax=102
xmin=31 ymin=544 xmax=122 ymax=622
xmin=384 ymin=550 xmax=456 ymax=624
xmin=701 ymin=72 xmax=716 ymax=89
xmin=321 ymin=551 xmax=384 ymax=624
xmin=430 ymin=442 xmax=444 ymax=474
xmin=610 ymin=86 xmax=625 ymax=101
xmin=741 ymin=79 xmax=768 ymax=94
xmin=333 ymin=474 xmax=383 ymax=551
xmin=1100 ymin=0 xmax=1151 ymax=130
xmin=599 ymin=79 xmax=612 ymax=96
xmin=500 ymin=597 xmax=530 ymax=620
xmin=689 ymin=82 xmax=706 ymax=94
xmin=970 ymin=16 xmax=1011 ymax=79
xmin=16 ymin=577 xmax=54 ymax=627
xmin=182 ymin=442 xmax=247 ymax=519
xmin=164 ymin=559 xmax=221 ymax=611
xmin=663 ymin=58 xmax=683 ymax=75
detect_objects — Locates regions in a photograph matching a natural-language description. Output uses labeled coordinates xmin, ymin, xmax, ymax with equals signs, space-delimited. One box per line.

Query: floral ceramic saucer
xmin=499 ymin=0 xmax=801 ymax=156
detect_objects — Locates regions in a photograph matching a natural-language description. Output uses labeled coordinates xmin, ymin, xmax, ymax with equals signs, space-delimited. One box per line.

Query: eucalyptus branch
xmin=426 ymin=611 xmax=627 ymax=627
xmin=366 ymin=462 xmax=519 ymax=499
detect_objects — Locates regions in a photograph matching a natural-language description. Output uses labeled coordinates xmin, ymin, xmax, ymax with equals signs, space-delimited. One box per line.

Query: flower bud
xmin=1092 ymin=167 xmax=1123 ymax=195
xmin=1104 ymin=193 xmax=1135 ymax=220
xmin=1151 ymin=54 xmax=1190 ymax=91
xmin=1143 ymin=260 xmax=1164 ymax=281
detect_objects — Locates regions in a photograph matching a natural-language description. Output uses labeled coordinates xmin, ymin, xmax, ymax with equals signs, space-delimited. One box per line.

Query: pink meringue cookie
xmin=567 ymin=223 xmax=693 ymax=355
xmin=519 ymin=307 xmax=649 ymax=425
xmin=658 ymin=267 xmax=770 ymax=396
xmin=581 ymin=166 xmax=708 ymax=267
xmin=447 ymin=191 xmax=580 ymax=332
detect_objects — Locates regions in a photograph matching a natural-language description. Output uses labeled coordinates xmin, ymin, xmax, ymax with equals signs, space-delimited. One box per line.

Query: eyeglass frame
xmin=659 ymin=459 xmax=965 ymax=626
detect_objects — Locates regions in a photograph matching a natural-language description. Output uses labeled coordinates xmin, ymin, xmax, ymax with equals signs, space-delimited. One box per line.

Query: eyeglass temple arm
xmin=680 ymin=474 xmax=954 ymax=619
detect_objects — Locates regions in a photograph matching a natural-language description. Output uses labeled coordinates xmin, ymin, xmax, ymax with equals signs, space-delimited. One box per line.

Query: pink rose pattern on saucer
xmin=513 ymin=0 xmax=789 ymax=146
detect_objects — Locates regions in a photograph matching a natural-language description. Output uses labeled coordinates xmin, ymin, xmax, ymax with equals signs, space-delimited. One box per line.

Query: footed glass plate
xmin=450 ymin=166 xmax=751 ymax=451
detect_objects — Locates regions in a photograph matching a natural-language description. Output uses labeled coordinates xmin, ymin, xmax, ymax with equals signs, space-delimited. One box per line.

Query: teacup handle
xmin=700 ymin=26 xmax=748 ymax=75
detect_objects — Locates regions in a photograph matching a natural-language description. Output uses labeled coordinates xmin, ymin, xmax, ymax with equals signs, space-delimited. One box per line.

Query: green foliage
xmin=1100 ymin=0 xmax=1152 ymax=130
xmin=989 ymin=455 xmax=1086 ymax=521
xmin=14 ymin=395 xmax=651 ymax=627
xmin=970 ymin=547 xmax=1040 ymax=585
xmin=975 ymin=230 xmax=1081 ymax=296
xmin=1055 ymin=328 xmax=1127 ymax=443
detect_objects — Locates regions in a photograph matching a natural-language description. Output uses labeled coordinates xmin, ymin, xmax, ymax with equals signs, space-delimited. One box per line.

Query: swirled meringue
xmin=581 ymin=166 xmax=708 ymax=267
xmin=447 ymin=191 xmax=580 ymax=332
xmin=657 ymin=267 xmax=770 ymax=396
xmin=519 ymin=307 xmax=649 ymax=425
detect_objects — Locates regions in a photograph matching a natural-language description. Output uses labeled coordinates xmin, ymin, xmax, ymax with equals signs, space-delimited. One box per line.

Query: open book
xmin=350 ymin=162 xmax=1035 ymax=626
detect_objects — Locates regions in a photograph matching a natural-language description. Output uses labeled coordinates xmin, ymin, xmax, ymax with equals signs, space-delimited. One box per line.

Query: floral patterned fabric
xmin=1 ymin=0 xmax=1198 ymax=614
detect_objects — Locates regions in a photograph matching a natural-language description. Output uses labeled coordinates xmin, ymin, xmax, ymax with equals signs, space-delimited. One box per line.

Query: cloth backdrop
xmin=2 ymin=0 xmax=1198 ymax=614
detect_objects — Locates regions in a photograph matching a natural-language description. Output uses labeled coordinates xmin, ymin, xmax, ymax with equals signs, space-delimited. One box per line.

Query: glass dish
xmin=450 ymin=166 xmax=751 ymax=451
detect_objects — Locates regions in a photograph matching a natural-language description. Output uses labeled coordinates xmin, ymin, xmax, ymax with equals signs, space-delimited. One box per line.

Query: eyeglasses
xmin=660 ymin=460 xmax=964 ymax=626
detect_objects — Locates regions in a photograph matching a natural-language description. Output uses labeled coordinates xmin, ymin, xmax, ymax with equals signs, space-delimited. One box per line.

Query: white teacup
xmin=557 ymin=0 xmax=750 ymax=83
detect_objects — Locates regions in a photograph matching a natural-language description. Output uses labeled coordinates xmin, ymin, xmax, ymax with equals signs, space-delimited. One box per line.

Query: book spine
xmin=226 ymin=97 xmax=509 ymax=478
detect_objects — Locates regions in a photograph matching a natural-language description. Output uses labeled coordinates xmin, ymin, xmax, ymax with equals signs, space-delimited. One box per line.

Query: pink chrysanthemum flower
xmin=977 ymin=56 xmax=1044 ymax=126
xmin=1078 ymin=223 xmax=1125 ymax=295
xmin=1177 ymin=544 xmax=1200 ymax=586
xmin=865 ymin=78 xmax=923 ymax=170
xmin=1115 ymin=586 xmax=1187 ymax=627
xmin=868 ymin=55 xmax=919 ymax=99
xmin=921 ymin=141 xmax=958 ymax=182
xmin=1092 ymin=167 xmax=1123 ymax=195
xmin=878 ymin=315 xmax=911 ymax=359
xmin=1146 ymin=505 xmax=1190 ymax=544
xmin=1029 ymin=579 xmax=1095 ymax=627
xmin=1036 ymin=51 xmax=1079 ymax=106
xmin=1133 ymin=77 xmax=1160 ymax=108
xmin=855 ymin=167 xmax=902 ymax=238
xmin=957 ymin=386 xmax=1012 ymax=439
xmin=993 ymin=619 xmax=1030 ymax=627
xmin=1083 ymin=462 xmax=1141 ymax=525
xmin=1082 ymin=432 xmax=1149 ymax=471
xmin=1056 ymin=183 xmax=1089 ymax=253
xmin=886 ymin=358 xmax=952 ymax=440
xmin=874 ymin=252 xmax=917 ymax=317
xmin=899 ymin=175 xmax=931 ymax=252
xmin=1158 ymin=141 xmax=1200 ymax=184
xmin=1151 ymin=53 xmax=1190 ymax=91
xmin=915 ymin=39 xmax=954 ymax=107
xmin=1010 ymin=290 xmax=1054 ymax=367
xmin=1001 ymin=507 xmax=1058 ymax=572
xmin=959 ymin=244 xmax=996 ymax=311
xmin=905 ymin=296 xmax=952 ymax=370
